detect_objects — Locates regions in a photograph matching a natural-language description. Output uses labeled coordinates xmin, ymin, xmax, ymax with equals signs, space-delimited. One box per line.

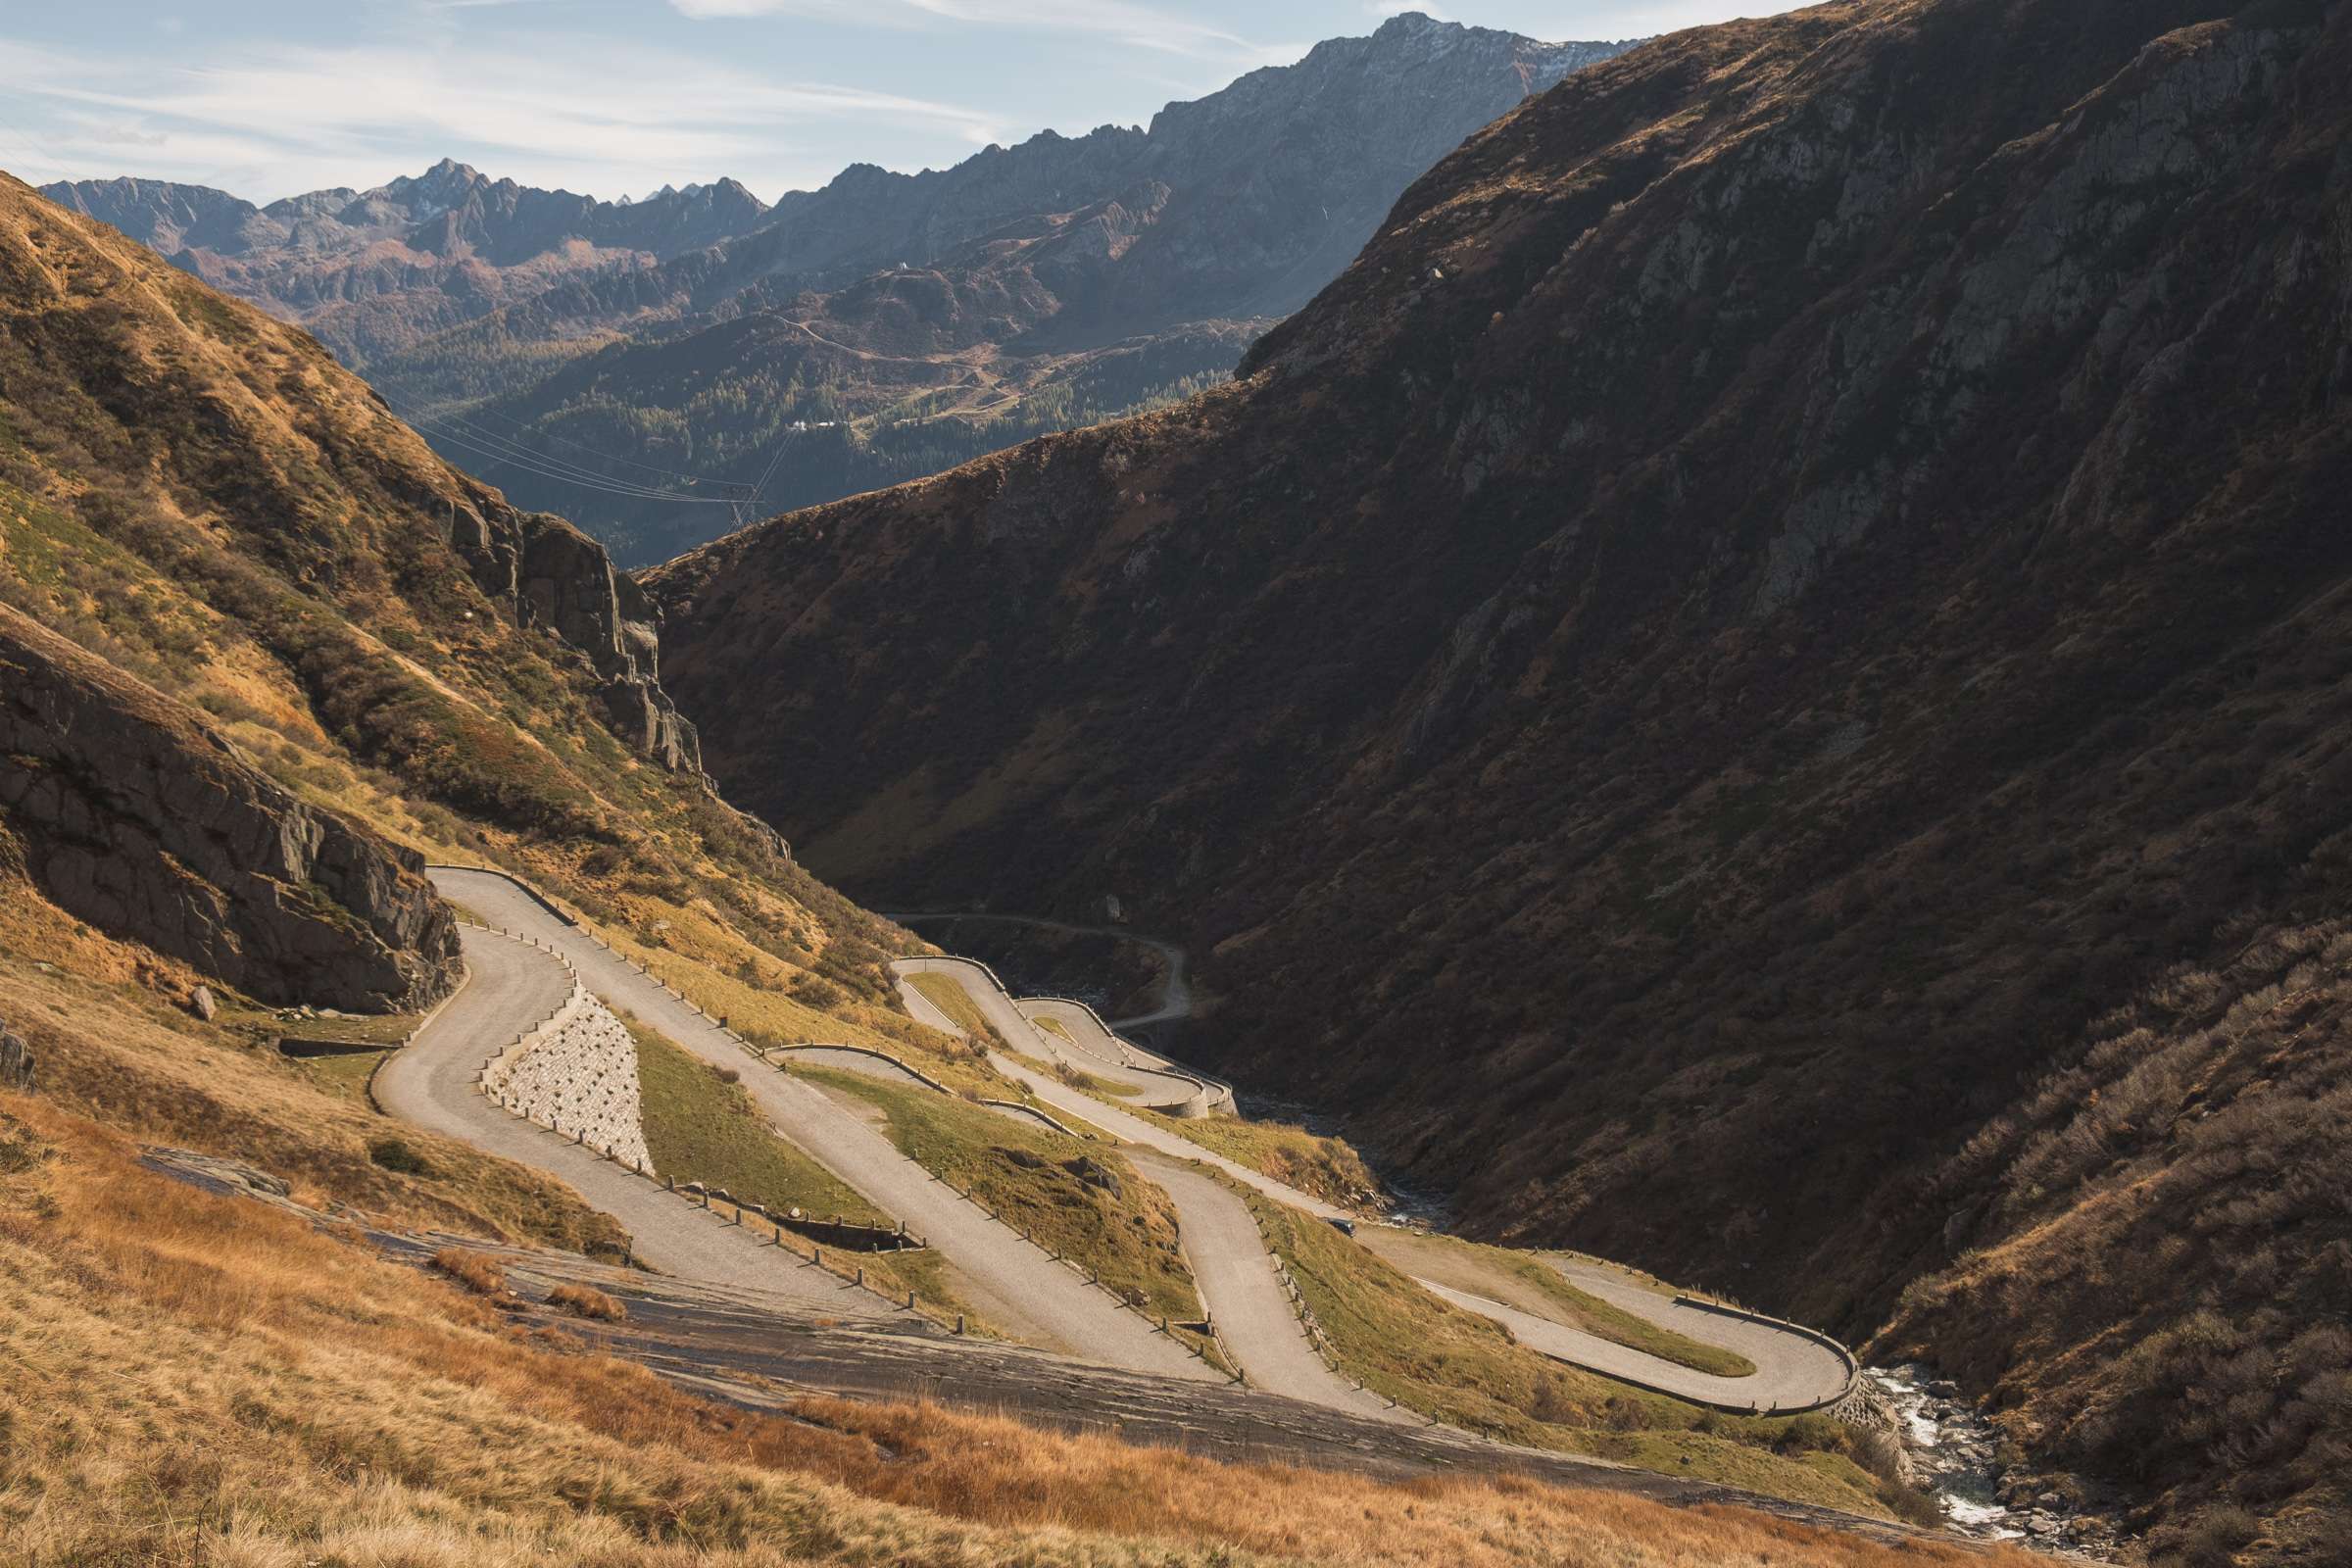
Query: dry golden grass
xmin=0 ymin=865 xmax=628 ymax=1258
xmin=549 ymin=1281 xmax=628 ymax=1322
xmin=0 ymin=1092 xmax=2039 ymax=1568
xmin=432 ymin=1246 xmax=512 ymax=1298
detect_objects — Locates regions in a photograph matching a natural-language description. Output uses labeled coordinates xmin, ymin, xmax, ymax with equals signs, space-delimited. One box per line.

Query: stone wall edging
xmin=481 ymin=979 xmax=591 ymax=1091
xmin=483 ymin=980 xmax=652 ymax=1171
xmin=450 ymin=920 xmax=968 ymax=1331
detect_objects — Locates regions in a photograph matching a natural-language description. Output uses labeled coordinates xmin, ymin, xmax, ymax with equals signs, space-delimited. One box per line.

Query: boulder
xmin=0 ymin=606 xmax=462 ymax=1012
xmin=1066 ymin=1155 xmax=1124 ymax=1199
xmin=189 ymin=986 xmax=218 ymax=1022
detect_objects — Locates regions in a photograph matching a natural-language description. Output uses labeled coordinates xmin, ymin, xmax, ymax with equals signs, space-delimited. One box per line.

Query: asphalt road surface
xmin=374 ymin=927 xmax=900 ymax=1321
xmin=896 ymin=956 xmax=1857 ymax=1412
xmin=425 ymin=869 xmax=1212 ymax=1382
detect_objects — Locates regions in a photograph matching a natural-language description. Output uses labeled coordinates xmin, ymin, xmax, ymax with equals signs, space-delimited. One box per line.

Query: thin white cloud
xmin=0 ymin=34 xmax=1003 ymax=202
xmin=669 ymin=0 xmax=1281 ymax=65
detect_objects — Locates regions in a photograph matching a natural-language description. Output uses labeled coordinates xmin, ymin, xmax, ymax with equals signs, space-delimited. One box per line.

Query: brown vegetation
xmin=432 ymin=1246 xmax=512 ymax=1298
xmin=1879 ymin=920 xmax=2352 ymax=1559
xmin=548 ymin=1281 xmax=628 ymax=1322
xmin=0 ymin=1094 xmax=2024 ymax=1567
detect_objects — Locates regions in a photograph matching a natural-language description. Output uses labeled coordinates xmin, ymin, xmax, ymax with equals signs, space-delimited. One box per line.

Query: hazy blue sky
xmin=0 ymin=1 xmax=1799 ymax=205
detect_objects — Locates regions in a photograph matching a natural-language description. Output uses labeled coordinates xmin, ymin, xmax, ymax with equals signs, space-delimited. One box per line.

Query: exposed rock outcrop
xmin=447 ymin=501 xmax=704 ymax=771
xmin=0 ymin=1018 xmax=31 ymax=1093
xmin=0 ymin=604 xmax=462 ymax=1011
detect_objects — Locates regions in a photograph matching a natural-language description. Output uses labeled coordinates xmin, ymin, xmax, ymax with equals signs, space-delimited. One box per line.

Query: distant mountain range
xmin=40 ymin=14 xmax=1630 ymax=564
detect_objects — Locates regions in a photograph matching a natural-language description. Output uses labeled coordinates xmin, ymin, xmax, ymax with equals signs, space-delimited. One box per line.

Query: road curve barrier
xmin=425 ymin=861 xmax=580 ymax=926
xmin=1019 ymin=991 xmax=1237 ymax=1114
xmin=437 ymin=921 xmax=962 ymax=1327
xmin=1669 ymin=1296 xmax=1862 ymax=1411
xmin=900 ymin=956 xmax=1226 ymax=1118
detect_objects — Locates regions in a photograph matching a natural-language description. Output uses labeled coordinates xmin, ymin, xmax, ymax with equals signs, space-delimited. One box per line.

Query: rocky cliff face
xmin=0 ymin=604 xmax=461 ymax=1010
xmin=0 ymin=171 xmax=721 ymax=855
xmin=453 ymin=502 xmax=705 ymax=772
xmin=647 ymin=5 xmax=2352 ymax=1543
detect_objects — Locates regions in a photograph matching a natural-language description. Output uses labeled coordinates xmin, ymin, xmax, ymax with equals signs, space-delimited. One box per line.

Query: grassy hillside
xmin=4 ymin=1089 xmax=2033 ymax=1568
xmin=0 ymin=175 xmax=2021 ymax=1565
xmin=0 ymin=169 xmax=914 ymax=1052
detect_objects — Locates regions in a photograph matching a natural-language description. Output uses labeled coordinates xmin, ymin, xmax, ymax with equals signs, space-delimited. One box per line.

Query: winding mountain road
xmin=414 ymin=869 xmax=1214 ymax=1381
xmin=375 ymin=927 xmax=900 ymax=1320
xmin=898 ymin=958 xmax=1353 ymax=1221
xmin=896 ymin=955 xmax=1856 ymax=1414
xmin=388 ymin=869 xmax=1845 ymax=1416
xmin=1140 ymin=1153 xmax=1385 ymax=1410
xmin=1014 ymin=996 xmax=1228 ymax=1114
xmin=897 ymin=956 xmax=1402 ymax=1416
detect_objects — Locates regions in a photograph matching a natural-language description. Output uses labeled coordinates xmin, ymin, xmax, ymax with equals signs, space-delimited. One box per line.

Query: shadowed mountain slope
xmin=0 ymin=165 xmax=2020 ymax=1568
xmin=646 ymin=0 xmax=2352 ymax=1550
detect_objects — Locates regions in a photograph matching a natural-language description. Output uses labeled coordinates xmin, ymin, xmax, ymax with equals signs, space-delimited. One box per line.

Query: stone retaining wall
xmin=484 ymin=988 xmax=653 ymax=1173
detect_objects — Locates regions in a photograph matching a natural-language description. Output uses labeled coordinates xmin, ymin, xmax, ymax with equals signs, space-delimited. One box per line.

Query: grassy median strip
xmin=1350 ymin=1227 xmax=1756 ymax=1379
xmin=631 ymin=1024 xmax=968 ymax=1321
xmin=1050 ymin=1058 xmax=1147 ymax=1098
xmin=1244 ymin=1194 xmax=1903 ymax=1520
xmin=793 ymin=1063 xmax=1205 ymax=1330
xmin=906 ymin=971 xmax=1007 ymax=1046
xmin=1135 ymin=1106 xmax=1385 ymax=1210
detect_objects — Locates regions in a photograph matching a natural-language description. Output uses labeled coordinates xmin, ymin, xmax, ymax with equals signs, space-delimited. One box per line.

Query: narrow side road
xmin=897 ymin=956 xmax=1401 ymax=1411
xmin=1016 ymin=996 xmax=1229 ymax=1113
xmin=1138 ymin=1152 xmax=1402 ymax=1418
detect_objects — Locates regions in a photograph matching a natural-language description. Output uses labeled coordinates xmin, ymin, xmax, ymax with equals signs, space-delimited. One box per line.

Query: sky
xmin=0 ymin=1 xmax=1801 ymax=207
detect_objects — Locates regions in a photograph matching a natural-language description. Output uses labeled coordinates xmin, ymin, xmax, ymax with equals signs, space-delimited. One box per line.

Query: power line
xmin=463 ymin=404 xmax=756 ymax=493
xmin=382 ymin=393 xmax=737 ymax=505
xmin=388 ymin=399 xmax=743 ymax=507
xmin=404 ymin=400 xmax=710 ymax=500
